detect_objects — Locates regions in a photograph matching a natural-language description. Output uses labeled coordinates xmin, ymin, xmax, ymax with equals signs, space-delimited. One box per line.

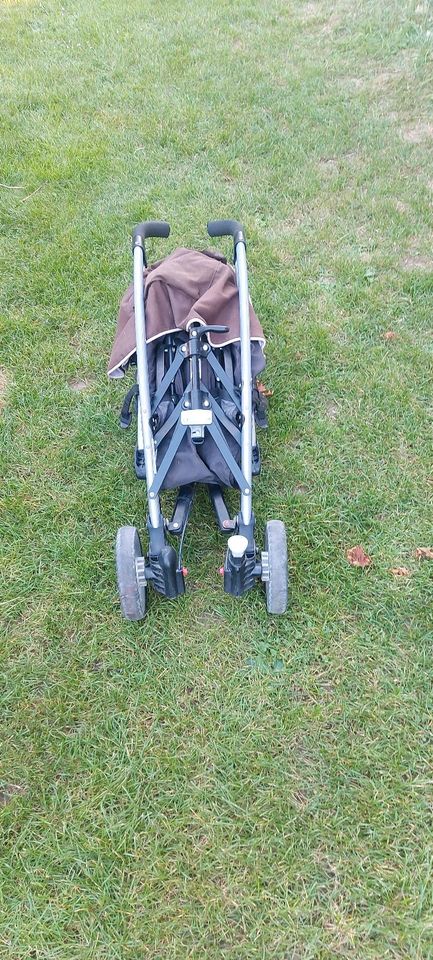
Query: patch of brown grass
xmin=68 ymin=376 xmax=94 ymax=391
xmin=0 ymin=783 xmax=26 ymax=806
xmin=402 ymin=122 xmax=433 ymax=144
xmin=401 ymin=253 xmax=433 ymax=271
xmin=393 ymin=199 xmax=410 ymax=214
xmin=0 ymin=367 xmax=10 ymax=412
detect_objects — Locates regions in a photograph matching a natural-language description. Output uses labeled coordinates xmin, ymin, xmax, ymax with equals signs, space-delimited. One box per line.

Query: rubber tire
xmin=264 ymin=520 xmax=288 ymax=615
xmin=115 ymin=526 xmax=146 ymax=621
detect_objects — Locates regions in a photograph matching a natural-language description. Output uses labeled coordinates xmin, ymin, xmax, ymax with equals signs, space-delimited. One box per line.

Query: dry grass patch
xmin=325 ymin=400 xmax=340 ymax=420
xmin=318 ymin=157 xmax=340 ymax=175
xmin=393 ymin=199 xmax=410 ymax=214
xmin=298 ymin=1 xmax=341 ymax=33
xmin=293 ymin=483 xmax=309 ymax=496
xmin=401 ymin=252 xmax=433 ymax=271
xmin=68 ymin=376 xmax=94 ymax=391
xmin=370 ymin=71 xmax=395 ymax=92
xmin=0 ymin=783 xmax=27 ymax=806
xmin=299 ymin=1 xmax=322 ymax=21
xmin=402 ymin=121 xmax=433 ymax=144
xmin=0 ymin=367 xmax=10 ymax=412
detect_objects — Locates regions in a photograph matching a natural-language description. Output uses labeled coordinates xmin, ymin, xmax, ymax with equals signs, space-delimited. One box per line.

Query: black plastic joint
xmin=223 ymin=549 xmax=257 ymax=596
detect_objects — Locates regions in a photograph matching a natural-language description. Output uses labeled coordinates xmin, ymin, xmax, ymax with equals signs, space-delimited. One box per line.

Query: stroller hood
xmin=108 ymin=247 xmax=265 ymax=379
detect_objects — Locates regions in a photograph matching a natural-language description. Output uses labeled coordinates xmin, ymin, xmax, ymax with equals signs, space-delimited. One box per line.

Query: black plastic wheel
xmin=264 ymin=520 xmax=288 ymax=615
xmin=115 ymin=526 xmax=146 ymax=621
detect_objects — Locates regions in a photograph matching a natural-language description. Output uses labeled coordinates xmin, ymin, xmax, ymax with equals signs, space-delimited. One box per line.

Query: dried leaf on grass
xmin=383 ymin=330 xmax=398 ymax=341
xmin=346 ymin=546 xmax=372 ymax=568
xmin=257 ymin=381 xmax=274 ymax=398
xmin=391 ymin=566 xmax=411 ymax=577
xmin=415 ymin=547 xmax=433 ymax=560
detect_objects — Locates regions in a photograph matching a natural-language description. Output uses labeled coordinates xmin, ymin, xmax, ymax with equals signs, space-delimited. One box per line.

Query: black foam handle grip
xmin=132 ymin=221 xmax=171 ymax=245
xmin=207 ymin=220 xmax=245 ymax=244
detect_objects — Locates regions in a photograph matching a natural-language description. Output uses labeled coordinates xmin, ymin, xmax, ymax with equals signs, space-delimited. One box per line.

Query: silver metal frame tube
xmin=235 ymin=241 xmax=253 ymax=525
xmin=133 ymin=244 xmax=161 ymax=528
xmin=137 ymin=403 xmax=144 ymax=450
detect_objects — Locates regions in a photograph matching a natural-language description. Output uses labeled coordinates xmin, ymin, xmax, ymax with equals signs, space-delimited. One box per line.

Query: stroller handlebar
xmin=132 ymin=221 xmax=171 ymax=246
xmin=207 ymin=220 xmax=246 ymax=246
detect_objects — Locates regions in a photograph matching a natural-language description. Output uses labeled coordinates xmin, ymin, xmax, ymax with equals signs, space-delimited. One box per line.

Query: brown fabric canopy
xmin=108 ymin=247 xmax=265 ymax=378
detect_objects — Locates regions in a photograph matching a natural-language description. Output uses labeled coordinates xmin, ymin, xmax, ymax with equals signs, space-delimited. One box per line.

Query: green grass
xmin=1 ymin=0 xmax=433 ymax=956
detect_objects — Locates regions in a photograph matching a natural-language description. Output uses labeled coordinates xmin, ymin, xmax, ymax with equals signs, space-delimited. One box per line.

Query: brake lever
xmin=196 ymin=324 xmax=230 ymax=336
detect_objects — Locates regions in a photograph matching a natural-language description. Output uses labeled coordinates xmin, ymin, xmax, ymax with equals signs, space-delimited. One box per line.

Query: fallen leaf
xmin=383 ymin=330 xmax=398 ymax=341
xmin=391 ymin=566 xmax=411 ymax=577
xmin=257 ymin=381 xmax=274 ymax=398
xmin=346 ymin=546 xmax=372 ymax=568
xmin=415 ymin=547 xmax=433 ymax=560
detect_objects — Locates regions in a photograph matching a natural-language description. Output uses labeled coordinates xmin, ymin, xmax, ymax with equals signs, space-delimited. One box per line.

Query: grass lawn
xmin=1 ymin=0 xmax=433 ymax=956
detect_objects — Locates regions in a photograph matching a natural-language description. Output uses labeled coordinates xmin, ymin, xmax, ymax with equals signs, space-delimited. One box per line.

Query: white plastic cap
xmin=227 ymin=535 xmax=248 ymax=559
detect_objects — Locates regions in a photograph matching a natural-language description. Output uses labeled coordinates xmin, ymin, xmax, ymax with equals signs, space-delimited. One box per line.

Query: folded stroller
xmin=110 ymin=220 xmax=288 ymax=619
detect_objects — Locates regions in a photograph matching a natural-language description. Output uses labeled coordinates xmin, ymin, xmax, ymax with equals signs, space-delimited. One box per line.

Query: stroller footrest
xmin=208 ymin=484 xmax=236 ymax=532
xmin=167 ymin=484 xmax=195 ymax=535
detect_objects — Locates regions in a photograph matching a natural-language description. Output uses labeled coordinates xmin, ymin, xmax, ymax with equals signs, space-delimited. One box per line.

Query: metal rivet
xmin=203 ymin=399 xmax=209 ymax=407
xmin=172 ymin=522 xmax=179 ymax=529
